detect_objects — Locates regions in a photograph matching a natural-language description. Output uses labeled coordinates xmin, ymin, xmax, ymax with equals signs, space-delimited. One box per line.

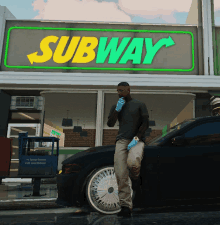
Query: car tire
xmin=86 ymin=165 xmax=135 ymax=215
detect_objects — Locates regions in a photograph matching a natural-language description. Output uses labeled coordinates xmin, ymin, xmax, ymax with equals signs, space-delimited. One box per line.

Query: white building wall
xmin=0 ymin=6 xmax=16 ymax=64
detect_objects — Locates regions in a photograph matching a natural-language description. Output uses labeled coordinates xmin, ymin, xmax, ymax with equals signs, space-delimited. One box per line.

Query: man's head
xmin=117 ymin=82 xmax=131 ymax=99
xmin=212 ymin=107 xmax=220 ymax=116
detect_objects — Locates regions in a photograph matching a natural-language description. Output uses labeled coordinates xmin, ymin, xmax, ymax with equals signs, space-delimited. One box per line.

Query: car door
xmin=159 ymin=120 xmax=220 ymax=201
xmin=140 ymin=146 xmax=161 ymax=205
xmin=158 ymin=136 xmax=196 ymax=201
xmin=182 ymin=120 xmax=220 ymax=199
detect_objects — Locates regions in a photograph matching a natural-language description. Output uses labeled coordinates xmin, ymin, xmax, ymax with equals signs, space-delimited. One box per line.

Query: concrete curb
xmin=2 ymin=178 xmax=32 ymax=183
xmin=0 ymin=198 xmax=57 ymax=203
xmin=2 ymin=178 xmax=57 ymax=184
xmin=0 ymin=207 xmax=83 ymax=215
xmin=0 ymin=198 xmax=88 ymax=215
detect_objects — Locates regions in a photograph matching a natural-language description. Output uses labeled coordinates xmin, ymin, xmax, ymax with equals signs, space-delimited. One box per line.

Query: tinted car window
xmin=184 ymin=121 xmax=220 ymax=138
xmin=148 ymin=119 xmax=196 ymax=146
xmin=184 ymin=121 xmax=220 ymax=146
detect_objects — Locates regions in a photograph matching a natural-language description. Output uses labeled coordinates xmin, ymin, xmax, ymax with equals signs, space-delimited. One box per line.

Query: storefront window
xmin=11 ymin=112 xmax=40 ymax=121
xmin=44 ymin=93 xmax=97 ymax=148
xmin=195 ymin=94 xmax=212 ymax=118
xmin=104 ymin=92 xmax=194 ymax=145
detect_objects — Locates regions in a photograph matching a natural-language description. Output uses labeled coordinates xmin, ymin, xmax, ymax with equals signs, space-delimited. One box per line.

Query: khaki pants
xmin=114 ymin=139 xmax=144 ymax=210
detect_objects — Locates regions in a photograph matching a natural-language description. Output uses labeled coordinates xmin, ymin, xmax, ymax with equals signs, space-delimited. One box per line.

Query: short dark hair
xmin=117 ymin=82 xmax=130 ymax=87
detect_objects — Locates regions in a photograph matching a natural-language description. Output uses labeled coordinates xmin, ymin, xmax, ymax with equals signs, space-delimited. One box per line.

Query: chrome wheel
xmin=86 ymin=166 xmax=134 ymax=215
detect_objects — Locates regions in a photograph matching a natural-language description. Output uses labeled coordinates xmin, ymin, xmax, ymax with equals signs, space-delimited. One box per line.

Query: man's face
xmin=213 ymin=108 xmax=220 ymax=116
xmin=117 ymin=86 xmax=130 ymax=98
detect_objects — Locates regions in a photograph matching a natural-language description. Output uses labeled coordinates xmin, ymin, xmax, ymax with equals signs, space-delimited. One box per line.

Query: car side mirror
xmin=171 ymin=135 xmax=185 ymax=146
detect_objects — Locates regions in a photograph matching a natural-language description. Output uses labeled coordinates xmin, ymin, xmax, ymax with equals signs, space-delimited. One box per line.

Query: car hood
xmin=62 ymin=144 xmax=160 ymax=165
xmin=62 ymin=145 xmax=116 ymax=165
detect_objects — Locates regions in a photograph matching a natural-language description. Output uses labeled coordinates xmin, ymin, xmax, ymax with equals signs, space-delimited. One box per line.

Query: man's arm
xmin=107 ymin=109 xmax=119 ymax=127
xmin=136 ymin=103 xmax=149 ymax=140
xmin=136 ymin=115 xmax=149 ymax=140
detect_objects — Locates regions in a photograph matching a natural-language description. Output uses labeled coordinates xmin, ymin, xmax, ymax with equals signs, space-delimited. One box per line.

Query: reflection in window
xmin=11 ymin=112 xmax=40 ymax=120
xmin=184 ymin=122 xmax=220 ymax=138
xmin=22 ymin=140 xmax=57 ymax=156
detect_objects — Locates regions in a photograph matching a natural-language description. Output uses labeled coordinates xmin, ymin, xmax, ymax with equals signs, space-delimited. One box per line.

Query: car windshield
xmin=148 ymin=119 xmax=196 ymax=146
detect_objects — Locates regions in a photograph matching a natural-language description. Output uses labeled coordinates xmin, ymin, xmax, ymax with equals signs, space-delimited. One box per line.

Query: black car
xmin=56 ymin=116 xmax=220 ymax=214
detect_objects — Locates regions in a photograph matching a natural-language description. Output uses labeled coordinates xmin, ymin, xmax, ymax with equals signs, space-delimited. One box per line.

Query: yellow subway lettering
xmin=72 ymin=37 xmax=98 ymax=63
xmin=53 ymin=36 xmax=80 ymax=64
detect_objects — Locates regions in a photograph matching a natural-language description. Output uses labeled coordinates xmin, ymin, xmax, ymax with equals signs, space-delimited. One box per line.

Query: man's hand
xmin=127 ymin=138 xmax=138 ymax=151
xmin=115 ymin=97 xmax=126 ymax=112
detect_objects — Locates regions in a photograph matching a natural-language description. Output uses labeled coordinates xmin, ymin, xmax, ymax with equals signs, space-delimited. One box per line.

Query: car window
xmin=183 ymin=121 xmax=220 ymax=146
xmin=184 ymin=121 xmax=220 ymax=138
xmin=148 ymin=119 xmax=196 ymax=146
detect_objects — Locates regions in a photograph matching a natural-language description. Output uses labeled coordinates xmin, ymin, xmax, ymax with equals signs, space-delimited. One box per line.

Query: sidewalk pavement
xmin=0 ymin=178 xmax=87 ymax=212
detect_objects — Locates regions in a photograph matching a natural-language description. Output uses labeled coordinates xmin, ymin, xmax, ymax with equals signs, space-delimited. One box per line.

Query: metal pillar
xmin=211 ymin=0 xmax=218 ymax=75
xmin=202 ymin=0 xmax=215 ymax=75
xmin=32 ymin=178 xmax=41 ymax=196
xmin=40 ymin=97 xmax=45 ymax=137
xmin=39 ymin=96 xmax=45 ymax=147
xmin=198 ymin=0 xmax=205 ymax=75
xmin=95 ymin=90 xmax=104 ymax=147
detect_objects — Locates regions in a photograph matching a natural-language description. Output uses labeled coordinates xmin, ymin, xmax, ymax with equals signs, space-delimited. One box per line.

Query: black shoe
xmin=117 ymin=206 xmax=132 ymax=217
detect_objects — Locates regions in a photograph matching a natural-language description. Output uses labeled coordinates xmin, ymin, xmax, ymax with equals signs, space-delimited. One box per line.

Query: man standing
xmin=107 ymin=82 xmax=149 ymax=217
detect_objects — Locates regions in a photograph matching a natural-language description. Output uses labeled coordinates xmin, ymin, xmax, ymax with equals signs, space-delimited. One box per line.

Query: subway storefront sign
xmin=2 ymin=23 xmax=196 ymax=73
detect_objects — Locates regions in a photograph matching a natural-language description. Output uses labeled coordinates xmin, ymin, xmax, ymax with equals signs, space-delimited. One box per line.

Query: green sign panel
xmin=51 ymin=130 xmax=61 ymax=136
xmin=3 ymin=26 xmax=195 ymax=72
